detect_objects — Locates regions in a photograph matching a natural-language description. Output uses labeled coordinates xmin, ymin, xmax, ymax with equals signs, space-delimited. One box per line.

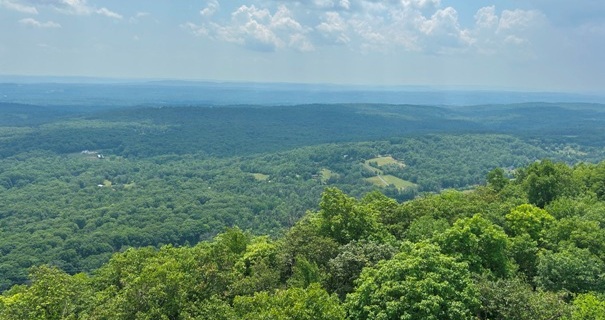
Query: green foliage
xmin=571 ymin=293 xmax=605 ymax=320
xmin=0 ymin=131 xmax=596 ymax=290
xmin=345 ymin=242 xmax=479 ymax=320
xmin=233 ymin=284 xmax=345 ymax=320
xmin=230 ymin=236 xmax=280 ymax=296
xmin=487 ymin=167 xmax=509 ymax=192
xmin=545 ymin=216 xmax=605 ymax=258
xmin=476 ymin=276 xmax=572 ymax=320
xmin=535 ymin=246 xmax=605 ymax=293
xmin=0 ymin=265 xmax=91 ymax=320
xmin=325 ymin=240 xmax=397 ymax=300
xmin=277 ymin=215 xmax=340 ymax=281
xmin=519 ymin=159 xmax=578 ymax=208
xmin=287 ymin=257 xmax=324 ymax=289
xmin=436 ymin=214 xmax=514 ymax=278
xmin=505 ymin=204 xmax=554 ymax=242
xmin=88 ymin=246 xmax=197 ymax=319
xmin=4 ymin=156 xmax=605 ymax=318
xmin=573 ymin=161 xmax=605 ymax=201
xmin=509 ymin=233 xmax=540 ymax=281
xmin=318 ymin=187 xmax=390 ymax=244
xmin=404 ymin=215 xmax=450 ymax=242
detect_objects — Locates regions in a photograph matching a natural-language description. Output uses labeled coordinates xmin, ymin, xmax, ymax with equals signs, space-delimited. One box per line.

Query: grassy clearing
xmin=363 ymin=162 xmax=383 ymax=175
xmin=366 ymin=175 xmax=416 ymax=190
xmin=123 ymin=182 xmax=136 ymax=190
xmin=363 ymin=156 xmax=406 ymax=175
xmin=364 ymin=156 xmax=406 ymax=167
xmin=252 ymin=173 xmax=270 ymax=181
xmin=320 ymin=168 xmax=338 ymax=183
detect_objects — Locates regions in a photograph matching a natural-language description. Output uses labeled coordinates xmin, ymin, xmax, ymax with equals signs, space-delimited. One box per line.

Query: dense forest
xmin=3 ymin=159 xmax=605 ymax=319
xmin=1 ymin=100 xmax=605 ymax=318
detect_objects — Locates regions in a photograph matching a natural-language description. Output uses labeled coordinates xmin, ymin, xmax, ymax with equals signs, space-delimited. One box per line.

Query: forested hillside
xmin=0 ymin=134 xmax=580 ymax=290
xmin=1 ymin=102 xmax=605 ymax=292
xmin=3 ymin=159 xmax=605 ymax=319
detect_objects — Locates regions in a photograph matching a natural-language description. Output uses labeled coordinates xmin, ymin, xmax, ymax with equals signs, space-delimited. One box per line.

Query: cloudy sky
xmin=0 ymin=0 xmax=604 ymax=92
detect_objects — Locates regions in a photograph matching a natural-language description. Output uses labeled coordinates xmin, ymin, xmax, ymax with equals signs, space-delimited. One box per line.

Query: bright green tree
xmin=233 ymin=284 xmax=345 ymax=320
xmin=345 ymin=242 xmax=479 ymax=320
xmin=505 ymin=204 xmax=554 ymax=242
xmin=571 ymin=293 xmax=605 ymax=320
xmin=318 ymin=187 xmax=389 ymax=244
xmin=436 ymin=214 xmax=514 ymax=278
xmin=0 ymin=265 xmax=90 ymax=320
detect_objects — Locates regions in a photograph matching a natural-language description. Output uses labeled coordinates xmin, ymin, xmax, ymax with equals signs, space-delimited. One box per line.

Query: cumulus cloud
xmin=19 ymin=17 xmax=61 ymax=28
xmin=186 ymin=4 xmax=314 ymax=52
xmin=339 ymin=0 xmax=350 ymax=10
xmin=471 ymin=6 xmax=546 ymax=55
xmin=316 ymin=11 xmax=350 ymax=44
xmin=185 ymin=1 xmax=549 ymax=56
xmin=418 ymin=7 xmax=474 ymax=52
xmin=200 ymin=0 xmax=219 ymax=17
xmin=1 ymin=0 xmax=38 ymax=14
xmin=181 ymin=22 xmax=208 ymax=37
xmin=474 ymin=6 xmax=498 ymax=29
xmin=498 ymin=9 xmax=544 ymax=32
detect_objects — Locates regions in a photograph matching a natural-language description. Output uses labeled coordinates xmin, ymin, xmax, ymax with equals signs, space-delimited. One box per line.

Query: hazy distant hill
xmin=1 ymin=80 xmax=604 ymax=107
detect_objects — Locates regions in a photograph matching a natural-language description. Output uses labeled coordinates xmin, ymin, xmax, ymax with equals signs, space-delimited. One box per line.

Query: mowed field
xmin=366 ymin=175 xmax=416 ymax=189
xmin=363 ymin=156 xmax=416 ymax=190
xmin=365 ymin=156 xmax=406 ymax=167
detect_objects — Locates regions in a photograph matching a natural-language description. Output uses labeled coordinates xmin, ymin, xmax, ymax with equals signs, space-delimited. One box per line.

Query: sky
xmin=0 ymin=0 xmax=604 ymax=92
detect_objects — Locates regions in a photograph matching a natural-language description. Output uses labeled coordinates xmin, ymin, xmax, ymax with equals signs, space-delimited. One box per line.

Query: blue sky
xmin=0 ymin=0 xmax=604 ymax=92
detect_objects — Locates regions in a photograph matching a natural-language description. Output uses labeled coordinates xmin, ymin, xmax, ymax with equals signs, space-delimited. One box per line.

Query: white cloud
xmin=424 ymin=8 xmax=475 ymax=53
xmin=403 ymin=0 xmax=441 ymax=11
xmin=181 ymin=22 xmax=208 ymax=37
xmin=96 ymin=7 xmax=122 ymax=19
xmin=185 ymin=1 xmax=551 ymax=56
xmin=19 ymin=17 xmax=61 ymax=28
xmin=497 ymin=9 xmax=544 ymax=33
xmin=1 ymin=0 xmax=38 ymax=14
xmin=339 ymin=0 xmax=350 ymax=10
xmin=474 ymin=6 xmax=498 ymax=29
xmin=201 ymin=0 xmax=219 ymax=17
xmin=228 ymin=5 xmax=286 ymax=51
xmin=54 ymin=0 xmax=94 ymax=15
xmin=13 ymin=0 xmax=122 ymax=19
xmin=188 ymin=4 xmax=313 ymax=52
xmin=316 ymin=11 xmax=350 ymax=44
xmin=471 ymin=6 xmax=547 ymax=55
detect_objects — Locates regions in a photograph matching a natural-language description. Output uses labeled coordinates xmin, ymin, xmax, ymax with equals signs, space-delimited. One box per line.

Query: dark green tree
xmin=519 ymin=159 xmax=577 ymax=208
xmin=487 ymin=167 xmax=509 ymax=192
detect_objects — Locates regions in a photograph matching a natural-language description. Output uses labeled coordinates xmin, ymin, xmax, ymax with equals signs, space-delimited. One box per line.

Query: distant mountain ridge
xmin=1 ymin=77 xmax=604 ymax=106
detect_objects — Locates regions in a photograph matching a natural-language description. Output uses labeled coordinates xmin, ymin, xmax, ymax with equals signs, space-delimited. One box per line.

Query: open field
xmin=320 ymin=168 xmax=338 ymax=183
xmin=252 ymin=173 xmax=270 ymax=181
xmin=366 ymin=175 xmax=416 ymax=189
xmin=365 ymin=156 xmax=406 ymax=167
xmin=363 ymin=156 xmax=406 ymax=175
